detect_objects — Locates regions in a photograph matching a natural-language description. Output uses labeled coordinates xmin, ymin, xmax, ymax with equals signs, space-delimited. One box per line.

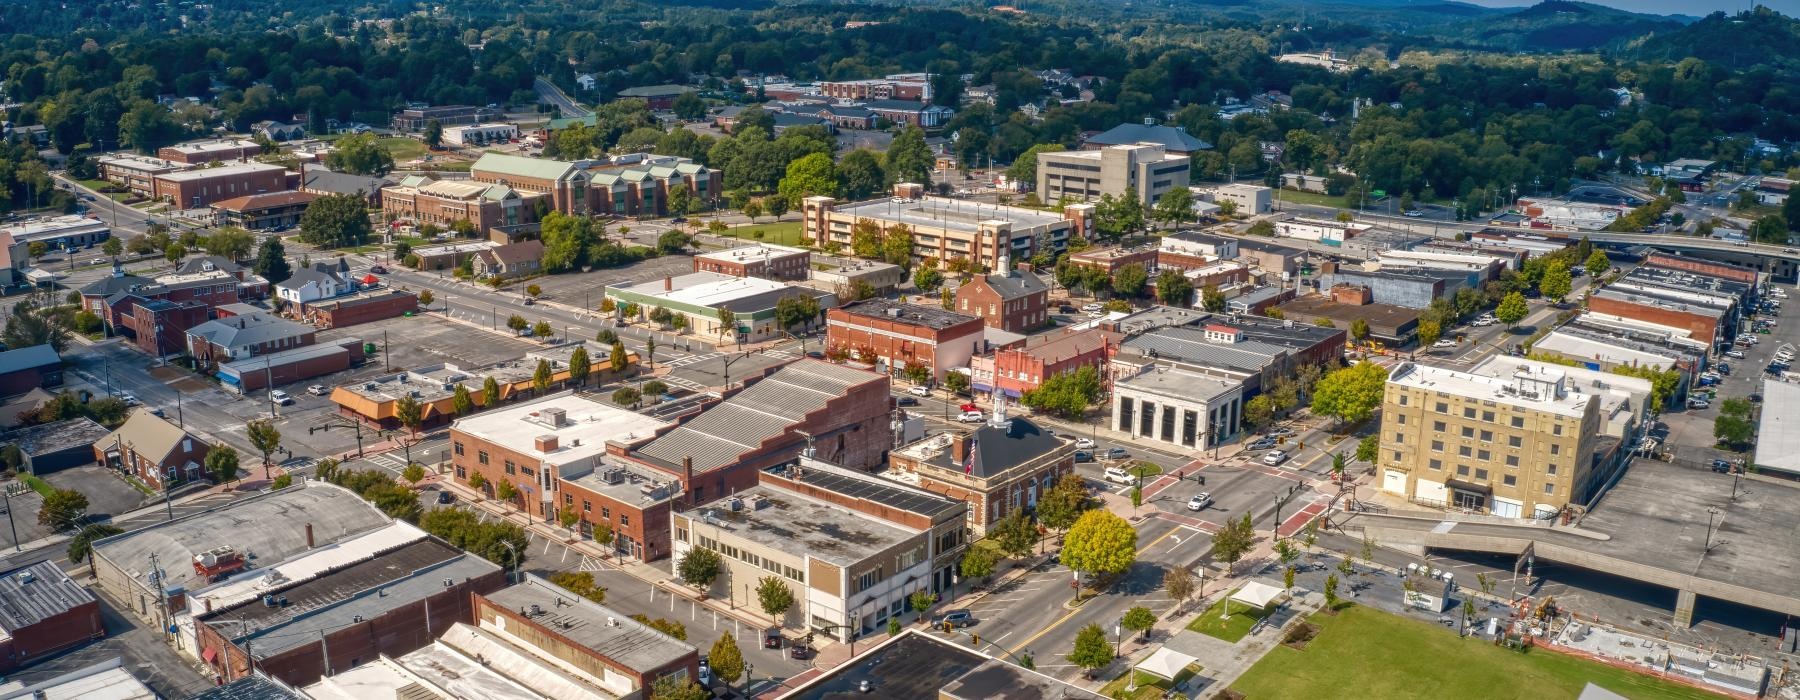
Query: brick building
xmin=97 ymin=155 xmax=192 ymax=196
xmin=390 ymin=105 xmax=502 ymax=132
xmin=468 ymin=152 xmax=719 ymax=218
xmin=113 ymin=297 xmax=211 ymax=357
xmin=1645 ymin=253 xmax=1759 ymax=285
xmin=184 ymin=311 xmax=318 ymax=368
xmin=475 ymin=575 xmax=699 ymax=691
xmin=803 ymin=185 xmax=1092 ymax=272
xmin=0 ymin=344 xmax=61 ymax=398
xmin=1587 ymin=291 xmax=1725 ymax=345
xmin=886 ymin=414 xmax=1073 ymax=535
xmin=826 ymin=299 xmax=984 ymax=381
xmin=152 ymin=163 xmax=293 ymax=208
xmin=216 ymin=341 xmax=360 ymax=394
xmin=0 ymin=561 xmax=103 ymax=672
xmin=820 ymin=76 xmax=930 ymax=102
xmin=380 ymin=176 xmax=533 ymax=232
xmin=614 ymin=85 xmax=695 ymax=110
xmin=693 ymin=244 xmax=810 ymax=280
xmin=94 ymin=408 xmax=211 ymax=489
xmin=992 ymin=327 xmax=1120 ymax=399
xmin=955 ymin=265 xmax=1050 ymax=332
xmin=1068 ymin=245 xmax=1158 ymax=275
xmin=209 ymin=190 xmax=318 ymax=230
xmin=157 ymin=138 xmax=262 ymax=165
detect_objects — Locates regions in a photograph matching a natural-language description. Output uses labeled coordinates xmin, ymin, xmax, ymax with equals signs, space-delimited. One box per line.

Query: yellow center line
xmin=1001 ymin=524 xmax=1185 ymax=656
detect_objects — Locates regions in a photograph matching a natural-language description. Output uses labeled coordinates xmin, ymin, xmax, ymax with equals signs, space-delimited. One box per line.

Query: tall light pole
xmin=1704 ymin=506 xmax=1723 ymax=554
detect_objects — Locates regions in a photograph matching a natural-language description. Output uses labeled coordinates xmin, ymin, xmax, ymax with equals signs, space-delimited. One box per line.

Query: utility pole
xmin=1 ymin=488 xmax=18 ymax=551
xmin=265 ymin=355 xmax=277 ymax=418
xmin=149 ymin=552 xmax=170 ymax=637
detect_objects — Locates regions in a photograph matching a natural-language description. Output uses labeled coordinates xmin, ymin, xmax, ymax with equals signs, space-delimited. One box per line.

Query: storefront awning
xmin=1446 ymin=479 xmax=1492 ymax=494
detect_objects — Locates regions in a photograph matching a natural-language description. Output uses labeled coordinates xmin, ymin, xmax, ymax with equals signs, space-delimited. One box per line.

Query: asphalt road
xmin=535 ymin=76 xmax=592 ymax=118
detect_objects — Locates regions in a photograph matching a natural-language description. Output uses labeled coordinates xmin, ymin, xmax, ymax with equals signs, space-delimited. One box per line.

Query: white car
xmin=1725 ymin=349 xmax=1746 ymax=359
xmin=269 ymin=390 xmax=295 ymax=406
xmin=1103 ymin=466 xmax=1135 ymax=484
xmin=1081 ymin=303 xmax=1103 ymax=313
xmin=908 ymin=385 xmax=932 ymax=397
xmin=1187 ymin=493 xmax=1213 ymax=511
xmin=1432 ymin=339 xmax=1456 ymax=349
xmin=1074 ymin=437 xmax=1096 ymax=449
xmin=307 ymin=384 xmax=329 ymax=396
xmin=1403 ymin=210 xmax=1423 ymax=218
xmin=957 ymin=410 xmax=985 ymax=423
xmin=1263 ymin=450 xmax=1290 ymax=466
xmin=1471 ymin=319 xmax=1494 ymax=327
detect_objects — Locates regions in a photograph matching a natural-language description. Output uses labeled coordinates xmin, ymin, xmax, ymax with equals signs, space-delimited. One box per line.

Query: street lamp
xmin=1704 ymin=506 xmax=1723 ymax=553
xmin=500 ymin=539 xmax=521 ymax=584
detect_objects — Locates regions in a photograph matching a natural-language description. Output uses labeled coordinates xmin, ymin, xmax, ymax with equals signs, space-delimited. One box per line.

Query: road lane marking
xmin=1001 ymin=525 xmax=1182 ymax=656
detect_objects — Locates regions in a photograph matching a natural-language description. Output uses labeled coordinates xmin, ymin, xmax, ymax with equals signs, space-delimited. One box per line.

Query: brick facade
xmin=825 ymin=302 xmax=984 ymax=381
xmin=954 ymin=270 xmax=1049 ymax=333
xmin=116 ymin=299 xmax=211 ymax=358
xmin=153 ymin=166 xmax=294 ymax=208
xmin=1587 ymin=295 xmax=1719 ymax=343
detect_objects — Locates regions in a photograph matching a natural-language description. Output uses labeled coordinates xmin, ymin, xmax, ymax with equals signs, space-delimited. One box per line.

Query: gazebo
xmin=1134 ymin=647 xmax=1200 ymax=689
xmin=1223 ymin=580 xmax=1287 ymax=618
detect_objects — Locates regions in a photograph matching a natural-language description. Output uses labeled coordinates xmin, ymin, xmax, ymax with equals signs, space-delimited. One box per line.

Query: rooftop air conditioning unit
xmin=728 ymin=496 xmax=745 ymax=512
xmin=602 ymin=468 xmax=625 ymax=484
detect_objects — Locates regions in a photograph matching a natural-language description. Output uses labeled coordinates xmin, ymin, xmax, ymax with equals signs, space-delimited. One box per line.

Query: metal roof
xmin=1754 ymin=379 xmax=1800 ymax=476
xmin=185 ymin=312 xmax=314 ymax=350
xmin=0 ymin=343 xmax=59 ymax=375
xmin=0 ymin=561 xmax=95 ymax=636
xmin=471 ymin=152 xmax=576 ymax=182
xmin=3 ymin=417 xmax=109 ymax=456
xmin=636 ymin=361 xmax=882 ymax=473
xmin=1084 ymin=122 xmax=1210 ymax=152
xmin=485 ymin=575 xmax=696 ymax=673
xmin=771 ymin=458 xmax=961 ymax=517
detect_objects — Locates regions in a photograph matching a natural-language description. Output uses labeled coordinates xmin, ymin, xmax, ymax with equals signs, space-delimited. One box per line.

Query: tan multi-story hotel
xmin=802 ymin=184 xmax=1093 ymax=271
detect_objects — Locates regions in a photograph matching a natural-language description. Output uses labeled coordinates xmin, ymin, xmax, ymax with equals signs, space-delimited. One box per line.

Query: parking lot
xmin=524 ymin=250 xmax=696 ymax=306
xmin=1658 ymin=284 xmax=1791 ymax=467
xmin=315 ymin=312 xmax=546 ymax=376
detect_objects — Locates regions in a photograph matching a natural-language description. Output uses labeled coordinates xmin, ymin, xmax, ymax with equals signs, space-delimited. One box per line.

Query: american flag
xmin=963 ymin=434 xmax=978 ymax=475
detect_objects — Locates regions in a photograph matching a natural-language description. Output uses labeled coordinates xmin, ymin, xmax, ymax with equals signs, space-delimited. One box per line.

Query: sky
xmin=1457 ymin=0 xmax=1797 ymax=16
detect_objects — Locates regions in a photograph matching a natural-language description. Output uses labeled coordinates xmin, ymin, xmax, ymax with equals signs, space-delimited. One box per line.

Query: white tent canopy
xmin=1133 ymin=647 xmax=1199 ymax=681
xmin=1230 ymin=580 xmax=1286 ymax=609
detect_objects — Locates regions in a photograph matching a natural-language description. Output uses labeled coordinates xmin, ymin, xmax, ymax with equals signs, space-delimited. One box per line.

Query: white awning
xmin=1230 ymin=580 xmax=1286 ymax=609
xmin=1133 ymin=647 xmax=1199 ymax=681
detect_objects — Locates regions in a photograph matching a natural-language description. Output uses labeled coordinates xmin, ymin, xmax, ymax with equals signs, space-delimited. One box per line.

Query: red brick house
xmin=185 ymin=311 xmax=318 ymax=368
xmin=94 ymin=408 xmax=211 ymax=489
xmin=693 ymin=244 xmax=810 ymax=280
xmin=954 ymin=265 xmax=1050 ymax=332
xmin=826 ymin=299 xmax=984 ymax=381
xmin=0 ymin=561 xmax=103 ymax=672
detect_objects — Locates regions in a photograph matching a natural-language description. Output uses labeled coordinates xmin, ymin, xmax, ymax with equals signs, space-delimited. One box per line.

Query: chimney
xmin=535 ymin=434 xmax=559 ymax=452
xmin=1016 ymin=262 xmax=1032 ymax=274
xmin=305 ymin=523 xmax=315 ymax=549
xmin=949 ymin=434 xmax=968 ymax=463
xmin=664 ymin=275 xmax=673 ymax=291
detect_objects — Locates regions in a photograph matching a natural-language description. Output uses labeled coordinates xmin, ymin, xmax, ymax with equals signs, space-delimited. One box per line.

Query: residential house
xmin=471 ymin=239 xmax=545 ymax=281
xmin=93 ymin=408 xmax=212 ymax=489
xmin=276 ymin=259 xmax=354 ymax=304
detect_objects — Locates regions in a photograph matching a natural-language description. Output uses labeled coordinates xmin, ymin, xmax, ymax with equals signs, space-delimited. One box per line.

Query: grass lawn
xmin=1272 ymin=188 xmax=1352 ymax=209
xmin=724 ymin=221 xmax=804 ymax=246
xmin=1126 ymin=462 xmax=1162 ymax=478
xmin=1185 ymin=595 xmax=1272 ymax=643
xmin=1231 ymin=605 xmax=1722 ymax=700
xmin=1097 ymin=664 xmax=1200 ymax=700
xmin=378 ymin=136 xmax=429 ymax=162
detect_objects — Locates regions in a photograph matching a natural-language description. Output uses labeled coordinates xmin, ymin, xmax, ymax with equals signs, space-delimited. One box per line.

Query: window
xmin=1512 ymin=416 xmax=1525 ymax=428
xmin=1463 ymin=407 xmax=1476 ymax=418
xmin=1433 ymin=421 xmax=1446 ymax=432
xmin=602 ymin=506 xmax=611 ymax=519
xmin=582 ymin=500 xmax=592 ymax=512
xmin=1458 ymin=446 xmax=1472 ymax=457
xmin=1399 ymin=395 xmax=1409 ymax=406
xmin=1547 ymin=464 xmax=1558 ymax=475
xmin=620 ymin=514 xmax=630 ymax=527
xmin=1544 ymin=483 xmax=1555 ymax=495
xmin=1503 ymin=475 xmax=1517 ymax=486
xmin=1429 ymin=459 xmax=1443 ymax=470
xmin=1549 ymin=444 xmax=1561 ymax=455
xmin=1391 ymin=450 xmax=1403 ymax=461
xmin=1431 ymin=440 xmax=1444 ymax=452
xmin=1436 ymin=402 xmax=1448 ymax=413
xmin=520 ymin=466 xmax=535 ymax=477
xmin=1477 ymin=450 xmax=1490 ymax=461
xmin=1553 ymin=423 xmax=1564 ymax=436
xmin=1461 ymin=427 xmax=1474 ymax=438
xmin=1475 ymin=469 xmax=1488 ymax=480
xmin=478 ymin=451 xmax=489 ymax=465
xmin=1393 ymin=432 xmax=1405 ymax=444
xmin=675 ymin=527 xmax=687 ymax=543
xmin=453 ymin=442 xmax=465 ymax=456
xmin=1479 ymin=430 xmax=1492 ymax=442
xmin=857 ymin=570 xmax=880 ymax=592
xmin=454 ymin=466 xmax=465 ymax=478
xmin=1505 ymin=455 xmax=1519 ymax=467
xmin=1508 ymin=436 xmax=1522 ymax=448
xmin=504 ymin=461 xmax=515 ymax=475
xmin=1457 ymin=465 xmax=1470 ymax=476
xmin=1396 ymin=414 xmax=1406 ymax=425
xmin=1482 ymin=411 xmax=1495 ymax=422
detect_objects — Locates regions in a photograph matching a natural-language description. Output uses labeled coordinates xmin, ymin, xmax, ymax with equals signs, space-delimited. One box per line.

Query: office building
xmin=1035 ymin=143 xmax=1191 ymax=208
xmin=826 ymin=299 xmax=984 ymax=381
xmin=803 ymin=184 xmax=1092 ymax=271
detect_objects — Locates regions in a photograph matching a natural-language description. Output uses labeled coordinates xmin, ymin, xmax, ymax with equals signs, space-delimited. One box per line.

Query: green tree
xmin=885 ymin=126 xmax=934 ymax=186
xmin=549 ymin=571 xmax=607 ymax=603
xmin=612 ymin=387 xmax=640 ymax=406
xmin=839 ymin=149 xmax=886 ymax=199
xmin=568 ymin=347 xmax=591 ymax=387
xmin=1122 ymin=605 xmax=1156 ymax=639
xmin=880 ymin=224 xmax=915 ymax=269
xmin=1248 ymin=219 xmax=1275 ymax=236
xmin=1356 ymin=434 xmax=1381 ymax=463
xmin=1035 ymin=475 xmax=1091 ymax=534
xmin=1060 ymin=509 xmax=1136 ymax=590
xmin=1112 ymin=263 xmax=1148 ymax=298
xmin=325 ymin=132 xmax=396 ymax=175
xmin=1310 ymin=361 xmax=1390 ymax=427
xmin=960 ymin=546 xmax=998 ymax=582
xmin=204 ymin=445 xmax=240 ymax=485
xmin=1350 ymin=318 xmax=1370 ymax=342
xmin=204 ymin=227 xmax=255 ymax=260
xmin=252 ymin=238 xmax=292 ymax=285
xmin=650 ymin=675 xmax=709 ymax=700
xmin=740 ymin=198 xmax=764 ymax=222
xmin=1243 ymin=395 xmax=1275 ymax=432
xmin=101 ymin=237 xmax=123 ymax=257
xmin=1715 ymin=399 xmax=1756 ymax=448
xmin=993 ymin=509 xmax=1038 ymax=559
xmin=482 ymin=376 xmax=502 ymax=406
xmin=610 ymin=341 xmax=629 ymax=374
xmin=678 ymin=547 xmax=722 ymax=589
xmin=1495 ymin=292 xmax=1528 ymax=327
xmin=164 ymin=243 xmax=186 ymax=264
xmin=1006 ymin=143 xmax=1065 ymax=184
xmin=423 ymin=119 xmax=443 ymax=149
xmin=1069 ymin=624 xmax=1114 ymax=673
xmin=1539 ymin=261 xmax=1573 ymax=302
xmin=774 ymin=293 xmax=821 ymax=330
xmin=1751 ymin=214 xmax=1788 ymax=244
xmin=850 ymin=218 xmax=882 ymax=259
xmin=777 ymin=152 xmax=838 ymax=208
xmin=756 ymin=575 xmax=795 ymax=626
xmin=1584 ymin=250 xmax=1610 ymax=278
xmin=709 ymin=632 xmax=746 ymax=689
xmin=246 ymin=418 xmax=281 ymax=476
xmin=532 ymin=358 xmax=554 ymax=394
xmin=943 ymin=371 xmax=971 ymax=395
xmin=298 ymin=193 xmax=373 ymax=248
xmin=1096 ymin=190 xmax=1146 ymax=241
xmin=908 ymin=589 xmax=938 ymax=623
xmin=451 ymin=384 xmax=475 ymax=416
xmin=1324 ymin=573 xmax=1340 ymax=609
xmin=1211 ymin=513 xmax=1256 ymax=574
xmin=395 ymin=395 xmax=423 ymax=435
xmin=1418 ymin=320 xmax=1442 ymax=347
xmin=1612 ymin=364 xmax=1679 ymax=408
xmin=1152 ymin=187 xmax=1194 ymax=229
xmin=37 ymin=488 xmax=88 ymax=529
xmin=672 ymin=91 xmax=707 ymax=121
xmin=1156 ymin=270 xmax=1194 ymax=307
xmin=1021 ymin=365 xmax=1103 ymax=419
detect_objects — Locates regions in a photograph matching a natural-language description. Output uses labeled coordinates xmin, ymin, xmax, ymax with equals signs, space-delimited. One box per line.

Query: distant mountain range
xmin=1621 ymin=6 xmax=1800 ymax=68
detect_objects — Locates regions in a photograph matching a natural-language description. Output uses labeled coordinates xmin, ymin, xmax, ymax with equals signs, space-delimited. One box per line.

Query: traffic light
xmin=970 ymin=633 xmax=980 ymax=646
xmin=944 ymin=621 xmax=954 ymax=633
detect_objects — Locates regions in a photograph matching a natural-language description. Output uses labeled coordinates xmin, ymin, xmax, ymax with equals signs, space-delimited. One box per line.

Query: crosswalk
xmin=662 ymin=351 xmax=721 ymax=368
xmin=366 ymin=452 xmax=410 ymax=474
xmin=659 ymin=375 xmax=711 ymax=392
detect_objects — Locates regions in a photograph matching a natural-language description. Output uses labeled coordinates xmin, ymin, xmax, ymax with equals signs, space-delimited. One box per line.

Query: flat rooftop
xmin=1116 ymin=366 xmax=1242 ymax=402
xmin=452 ymin=394 xmax=669 ymax=469
xmin=1530 ymin=330 xmax=1686 ymax=371
xmin=154 ymin=162 xmax=287 ymax=182
xmin=778 ymin=629 xmax=1101 ymax=700
xmin=186 ymin=521 xmax=427 ymax=616
xmin=1120 ymin=326 xmax=1287 ymax=373
xmin=93 ymin=482 xmax=391 ymax=596
xmin=0 ymin=215 xmax=107 ymax=239
xmin=831 ymin=195 xmax=1065 ymax=234
xmin=1622 ymin=265 xmax=1749 ymax=301
xmin=835 ymin=298 xmax=980 ymax=331
xmin=485 ymin=575 xmax=695 ymax=673
xmin=1753 ymin=378 xmax=1800 ymax=476
xmin=1593 ymin=289 xmax=1727 ymax=319
xmin=769 ymin=457 xmax=963 ymax=518
xmin=607 ymin=272 xmax=797 ymax=310
xmin=4 ymin=417 xmax=109 ymax=456
xmin=1277 ymin=295 xmax=1420 ymax=332
xmin=162 ymin=139 xmax=258 ymax=155
xmin=635 ymin=360 xmax=881 ymax=473
xmin=1388 ymin=361 xmax=1593 ymax=418
xmin=695 ymin=243 xmax=807 ymax=264
xmin=693 ymin=482 xmax=919 ymax=567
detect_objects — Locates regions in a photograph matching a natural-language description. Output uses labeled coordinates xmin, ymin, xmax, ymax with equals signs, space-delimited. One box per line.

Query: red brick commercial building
xmin=94 ymin=408 xmax=212 ymax=489
xmin=826 ymin=299 xmax=984 ymax=381
xmin=469 ymin=152 xmax=720 ymax=218
xmin=157 ymin=138 xmax=262 ymax=165
xmin=0 ymin=344 xmax=62 ymax=398
xmin=0 ymin=561 xmax=103 ymax=672
xmin=216 ymin=341 xmax=360 ymax=394
xmin=193 ymin=539 xmax=503 ymax=686
xmin=955 ymin=265 xmax=1050 ymax=332
xmin=475 ymin=576 xmax=699 ymax=692
xmin=1588 ymin=291 xmax=1723 ymax=344
xmin=184 ymin=311 xmax=318 ymax=368
xmin=152 ymin=163 xmax=294 ymax=208
xmin=209 ymin=190 xmax=318 ymax=230
xmin=693 ymin=244 xmax=811 ymax=280
xmin=113 ymin=297 xmax=211 ymax=358
xmin=294 ymin=289 xmax=418 ymax=328
xmin=993 ymin=327 xmax=1120 ymax=399
xmin=380 ymin=177 xmax=534 ymax=233
xmin=1068 ymin=245 xmax=1158 ymax=275
xmin=1645 ymin=253 xmax=1759 ymax=285
xmin=820 ymin=77 xmax=929 ymax=102
xmin=888 ymin=417 xmax=1074 ymax=535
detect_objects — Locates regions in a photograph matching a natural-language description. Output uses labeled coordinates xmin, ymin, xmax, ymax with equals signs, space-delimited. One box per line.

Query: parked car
xmin=117 ymin=392 xmax=139 ymax=406
xmin=87 ymin=257 xmax=107 ymax=265
xmin=1081 ymin=303 xmax=1104 ymax=313
xmin=762 ymin=627 xmax=783 ymax=649
xmin=1104 ymin=447 xmax=1129 ymax=460
xmin=931 ymin=610 xmax=977 ymax=628
xmin=958 ymin=410 xmax=985 ymax=423
xmin=908 ymin=385 xmax=932 ymax=397
xmin=896 ymin=396 xmax=919 ymax=407
xmin=1186 ymin=493 xmax=1213 ymax=511
xmin=1263 ymin=450 xmax=1290 ymax=466
xmin=1059 ymin=305 xmax=1078 ymax=314
xmin=1103 ymin=466 xmax=1135 ymax=484
xmin=790 ymin=644 xmax=813 ymax=660
xmin=436 ymin=490 xmax=455 ymax=504
xmin=270 ymin=390 xmax=295 ymax=405
xmin=1687 ymin=398 xmax=1712 ymax=410
xmin=1074 ymin=437 xmax=1096 ymax=449
xmin=369 ymin=265 xmax=388 ymax=274
xmin=698 ymin=658 xmax=713 ymax=688
xmin=1073 ymin=450 xmax=1095 ymax=464
xmin=1725 ymin=349 xmax=1746 ymax=359
xmin=1404 ymin=209 xmax=1423 ymax=217
xmin=1245 ymin=437 xmax=1278 ymax=451
xmin=307 ymin=384 xmax=329 ymax=396
xmin=1266 ymin=427 xmax=1296 ymax=438
xmin=1711 ymin=459 xmax=1735 ymax=473
xmin=522 ymin=298 xmax=535 ymax=306
xmin=1433 ymin=339 xmax=1457 ymax=349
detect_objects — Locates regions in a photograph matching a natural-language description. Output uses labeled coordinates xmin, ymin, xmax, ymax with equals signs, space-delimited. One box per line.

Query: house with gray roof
xmin=300 ymin=167 xmax=391 ymax=206
xmin=955 ymin=265 xmax=1050 ymax=332
xmin=184 ymin=311 xmax=318 ymax=365
xmin=887 ymin=412 xmax=1074 ymax=534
